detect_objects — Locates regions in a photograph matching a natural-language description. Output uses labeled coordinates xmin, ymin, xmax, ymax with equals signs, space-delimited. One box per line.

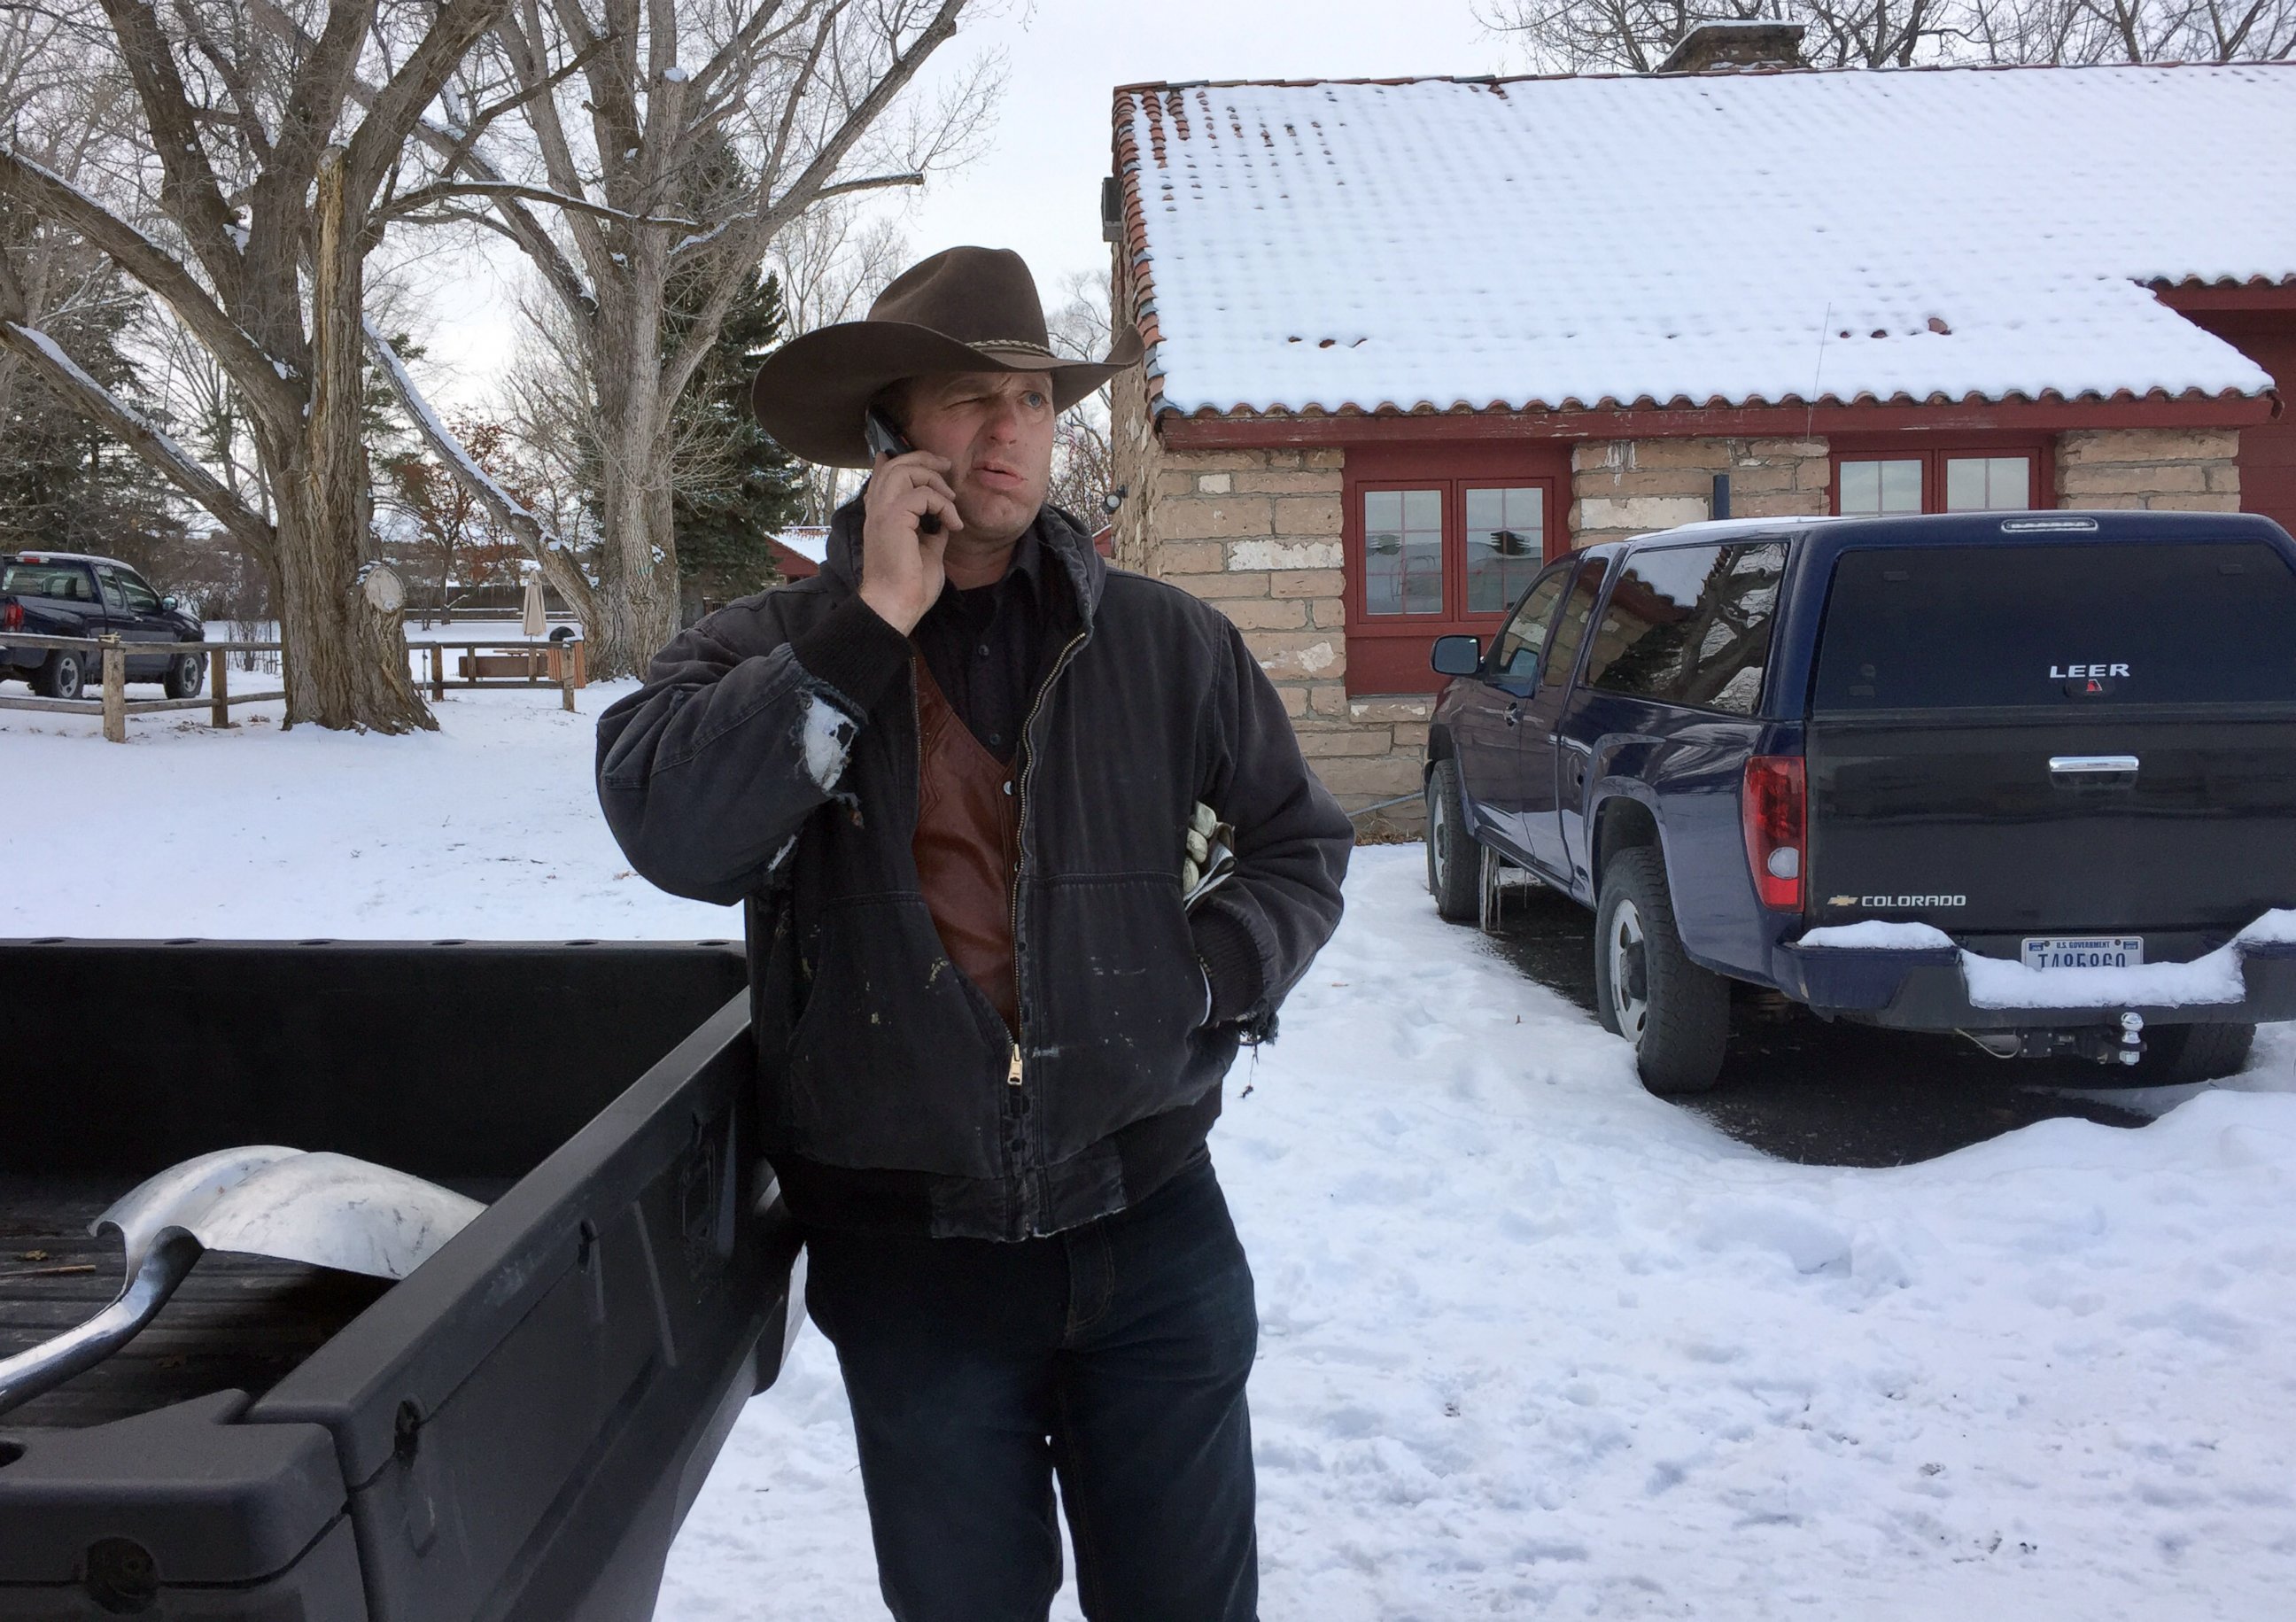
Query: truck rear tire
xmin=163 ymin=650 xmax=205 ymax=699
xmin=33 ymin=649 xmax=84 ymax=702
xmin=1594 ymin=846 xmax=1731 ymax=1096
xmin=2134 ymin=1021 xmax=2254 ymax=1086
xmin=1424 ymin=758 xmax=1480 ymax=922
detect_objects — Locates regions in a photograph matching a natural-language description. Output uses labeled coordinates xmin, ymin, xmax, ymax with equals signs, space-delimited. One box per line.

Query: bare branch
xmin=811 ymin=168 xmax=925 ymax=201
xmin=362 ymin=317 xmax=598 ymax=620
xmin=0 ymin=315 xmax=273 ymax=555
xmin=0 ymin=144 xmax=300 ymax=426
xmin=377 ymin=178 xmax=699 ymax=229
xmin=345 ymin=0 xmax=518 ymax=203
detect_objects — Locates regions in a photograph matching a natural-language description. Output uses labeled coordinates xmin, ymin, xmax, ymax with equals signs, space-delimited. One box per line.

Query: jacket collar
xmin=822 ymin=494 xmax=1107 ymax=625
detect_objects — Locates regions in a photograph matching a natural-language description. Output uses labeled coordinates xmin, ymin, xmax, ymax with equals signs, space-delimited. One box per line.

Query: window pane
xmin=1363 ymin=488 xmax=1445 ymax=617
xmin=1945 ymin=455 xmax=2031 ymax=512
xmin=1404 ymin=533 xmax=1443 ymax=614
xmin=1585 ymin=544 xmax=1728 ymax=700
xmin=117 ymin=575 xmax=160 ymax=613
xmin=1541 ymin=562 xmax=1606 ymax=689
xmin=1679 ymin=543 xmax=1787 ymax=714
xmin=1840 ymin=459 xmax=1922 ymax=516
xmin=1493 ymin=563 xmax=1571 ymax=678
xmin=1839 ymin=461 xmax=1879 ymax=516
xmin=1813 ymin=541 xmax=2296 ymax=709
xmin=1465 ymin=485 xmax=1545 ymax=614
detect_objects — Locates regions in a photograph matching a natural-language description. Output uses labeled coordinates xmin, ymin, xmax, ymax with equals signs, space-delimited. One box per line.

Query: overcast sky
xmin=424 ymin=1 xmax=1513 ymax=405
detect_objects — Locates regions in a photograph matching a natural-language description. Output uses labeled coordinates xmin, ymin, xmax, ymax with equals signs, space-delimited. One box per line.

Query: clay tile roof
xmin=1109 ymin=66 xmax=2295 ymax=421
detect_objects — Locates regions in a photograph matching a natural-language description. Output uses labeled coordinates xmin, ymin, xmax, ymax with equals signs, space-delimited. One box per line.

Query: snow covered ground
xmin=8 ymin=689 xmax=2296 ymax=1618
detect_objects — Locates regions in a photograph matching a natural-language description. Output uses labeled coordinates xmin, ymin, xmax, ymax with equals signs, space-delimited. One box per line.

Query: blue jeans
xmin=802 ymin=1152 xmax=1259 ymax=1621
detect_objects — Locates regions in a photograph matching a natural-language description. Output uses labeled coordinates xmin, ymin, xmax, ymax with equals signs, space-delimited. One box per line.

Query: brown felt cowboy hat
xmin=749 ymin=245 xmax=1144 ymax=469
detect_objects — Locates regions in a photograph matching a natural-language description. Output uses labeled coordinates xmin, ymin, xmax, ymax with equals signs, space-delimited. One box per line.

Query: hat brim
xmin=749 ymin=320 xmax=1144 ymax=469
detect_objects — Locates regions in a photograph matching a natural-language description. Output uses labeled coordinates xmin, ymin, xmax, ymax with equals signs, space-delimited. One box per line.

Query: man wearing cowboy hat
xmin=597 ymin=246 xmax=1351 ymax=1619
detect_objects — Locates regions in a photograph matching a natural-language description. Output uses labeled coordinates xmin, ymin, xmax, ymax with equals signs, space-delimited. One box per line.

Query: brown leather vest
xmin=911 ymin=654 xmax=1022 ymax=1036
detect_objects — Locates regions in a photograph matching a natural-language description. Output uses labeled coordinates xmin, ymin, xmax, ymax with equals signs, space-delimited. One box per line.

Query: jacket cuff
xmin=1190 ymin=905 xmax=1265 ymax=1026
xmin=789 ymin=594 xmax=911 ymax=717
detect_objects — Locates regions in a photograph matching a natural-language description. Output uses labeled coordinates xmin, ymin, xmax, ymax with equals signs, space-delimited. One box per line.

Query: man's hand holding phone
xmin=857 ymin=415 xmax=963 ymax=636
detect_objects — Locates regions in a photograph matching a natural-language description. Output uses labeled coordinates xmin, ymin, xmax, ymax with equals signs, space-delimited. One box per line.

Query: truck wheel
xmin=1594 ymin=846 xmax=1731 ymax=1095
xmin=2133 ymin=1022 xmax=2254 ymax=1086
xmin=163 ymin=651 xmax=205 ymax=698
xmin=33 ymin=649 xmax=85 ymax=702
xmin=1424 ymin=758 xmax=1480 ymax=922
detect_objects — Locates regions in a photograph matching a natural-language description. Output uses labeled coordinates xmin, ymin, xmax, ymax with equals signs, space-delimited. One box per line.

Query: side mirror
xmin=1430 ymin=635 xmax=1482 ymax=677
xmin=161 ymin=594 xmax=180 ymax=611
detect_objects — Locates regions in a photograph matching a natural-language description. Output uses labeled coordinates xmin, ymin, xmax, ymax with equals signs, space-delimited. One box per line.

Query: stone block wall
xmin=2055 ymin=429 xmax=2242 ymax=511
xmin=1129 ymin=442 xmax=1429 ymax=816
xmin=1570 ymin=437 xmax=1831 ymax=547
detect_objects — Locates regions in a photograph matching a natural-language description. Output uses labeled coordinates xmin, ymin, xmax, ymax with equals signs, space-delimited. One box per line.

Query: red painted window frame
xmin=1828 ymin=435 xmax=2056 ymax=516
xmin=1341 ymin=440 xmax=1575 ymax=696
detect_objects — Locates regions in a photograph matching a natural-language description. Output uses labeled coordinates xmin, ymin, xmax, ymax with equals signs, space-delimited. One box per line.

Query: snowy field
xmin=8 ymin=688 xmax=2296 ymax=1619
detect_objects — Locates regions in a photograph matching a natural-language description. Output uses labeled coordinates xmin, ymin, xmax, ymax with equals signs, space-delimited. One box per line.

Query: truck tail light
xmin=1 ymin=600 xmax=19 ymax=632
xmin=1741 ymin=756 xmax=1806 ymax=912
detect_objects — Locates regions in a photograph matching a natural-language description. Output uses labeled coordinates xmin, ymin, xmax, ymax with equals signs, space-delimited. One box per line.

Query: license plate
xmin=2020 ymin=935 xmax=2144 ymax=971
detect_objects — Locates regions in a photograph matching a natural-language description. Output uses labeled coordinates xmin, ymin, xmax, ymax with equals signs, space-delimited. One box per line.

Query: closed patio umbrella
xmin=520 ymin=575 xmax=547 ymax=640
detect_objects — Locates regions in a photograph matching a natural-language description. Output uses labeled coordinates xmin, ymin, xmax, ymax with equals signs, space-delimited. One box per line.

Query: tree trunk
xmin=283 ymin=150 xmax=433 ymax=733
xmin=586 ymin=301 xmax=679 ymax=679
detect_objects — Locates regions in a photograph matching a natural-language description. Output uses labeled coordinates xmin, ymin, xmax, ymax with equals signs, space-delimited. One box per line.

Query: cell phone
xmin=864 ymin=406 xmax=941 ymax=535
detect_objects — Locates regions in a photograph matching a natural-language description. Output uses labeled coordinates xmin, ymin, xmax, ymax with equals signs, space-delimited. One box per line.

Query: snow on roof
xmin=1113 ymin=66 xmax=2293 ymax=420
xmin=772 ymin=526 xmax=830 ymax=565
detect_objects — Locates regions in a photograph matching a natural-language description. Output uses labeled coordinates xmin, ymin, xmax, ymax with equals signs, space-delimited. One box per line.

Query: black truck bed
xmin=0 ymin=937 xmax=798 ymax=1622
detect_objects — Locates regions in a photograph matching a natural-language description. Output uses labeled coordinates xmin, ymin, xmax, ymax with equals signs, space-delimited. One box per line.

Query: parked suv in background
xmin=1424 ymin=510 xmax=2296 ymax=1095
xmin=0 ymin=552 xmax=206 ymax=701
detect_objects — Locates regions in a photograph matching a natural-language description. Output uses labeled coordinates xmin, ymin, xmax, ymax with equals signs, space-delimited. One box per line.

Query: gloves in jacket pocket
xmin=1181 ymin=800 xmax=1238 ymax=912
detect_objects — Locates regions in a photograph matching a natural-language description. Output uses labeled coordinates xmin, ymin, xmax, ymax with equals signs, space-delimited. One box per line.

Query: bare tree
xmin=1044 ymin=267 xmax=1112 ymax=522
xmin=1478 ymin=0 xmax=2293 ymax=66
xmin=0 ymin=0 xmax=521 ymax=731
xmin=364 ymin=0 xmax=998 ymax=677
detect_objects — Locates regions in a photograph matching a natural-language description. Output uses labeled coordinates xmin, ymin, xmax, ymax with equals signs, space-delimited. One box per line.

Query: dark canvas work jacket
xmin=595 ymin=501 xmax=1352 ymax=1240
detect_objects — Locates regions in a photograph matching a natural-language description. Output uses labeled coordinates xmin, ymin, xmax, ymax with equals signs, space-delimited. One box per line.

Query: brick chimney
xmin=1656 ymin=19 xmax=1808 ymax=73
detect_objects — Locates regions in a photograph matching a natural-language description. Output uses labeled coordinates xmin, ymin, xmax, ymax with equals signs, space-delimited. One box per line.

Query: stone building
xmin=1104 ymin=53 xmax=2294 ymax=830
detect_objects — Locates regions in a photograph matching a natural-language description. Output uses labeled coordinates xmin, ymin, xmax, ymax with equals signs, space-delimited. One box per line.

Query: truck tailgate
xmin=1805 ymin=533 xmax=2296 ymax=943
xmin=1810 ymin=707 xmax=2296 ymax=937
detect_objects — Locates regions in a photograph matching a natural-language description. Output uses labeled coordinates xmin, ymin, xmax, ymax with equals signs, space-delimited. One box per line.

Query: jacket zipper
xmin=1006 ymin=625 xmax=1090 ymax=1091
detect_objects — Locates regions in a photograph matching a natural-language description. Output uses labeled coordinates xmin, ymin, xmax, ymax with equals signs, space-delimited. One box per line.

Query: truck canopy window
xmin=2 ymin=562 xmax=97 ymax=601
xmin=1585 ymin=541 xmax=1786 ymax=714
xmin=1813 ymin=539 xmax=2296 ymax=710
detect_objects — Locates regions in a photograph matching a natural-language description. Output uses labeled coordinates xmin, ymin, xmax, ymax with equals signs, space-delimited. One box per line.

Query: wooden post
xmin=210 ymin=648 xmax=229 ymax=729
xmin=99 ymin=636 xmax=125 ymax=743
xmin=429 ymin=644 xmax=444 ymax=702
xmin=561 ymin=652 xmax=576 ymax=712
xmin=573 ymin=640 xmax=586 ymax=688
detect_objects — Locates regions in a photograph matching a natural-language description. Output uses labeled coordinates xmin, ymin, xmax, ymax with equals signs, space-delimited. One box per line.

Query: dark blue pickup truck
xmin=1423 ymin=509 xmax=2296 ymax=1095
xmin=0 ymin=551 xmax=206 ymax=701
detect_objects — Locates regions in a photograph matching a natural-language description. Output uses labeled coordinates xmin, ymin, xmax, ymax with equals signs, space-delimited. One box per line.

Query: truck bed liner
xmin=1 ymin=938 xmax=790 ymax=1619
xmin=0 ymin=1177 xmax=392 ymax=1429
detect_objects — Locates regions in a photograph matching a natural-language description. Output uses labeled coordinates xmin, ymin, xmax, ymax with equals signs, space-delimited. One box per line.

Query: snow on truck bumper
xmin=1774 ymin=912 xmax=2296 ymax=1030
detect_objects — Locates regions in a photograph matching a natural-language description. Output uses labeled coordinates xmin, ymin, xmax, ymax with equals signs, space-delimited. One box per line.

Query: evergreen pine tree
xmin=0 ymin=198 xmax=186 ymax=568
xmin=668 ymin=263 xmax=806 ymax=611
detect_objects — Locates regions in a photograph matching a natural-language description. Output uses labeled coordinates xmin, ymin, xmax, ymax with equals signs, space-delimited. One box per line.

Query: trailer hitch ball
xmin=83 ymin=1537 xmax=159 ymax=1614
xmin=2119 ymin=1011 xmax=2145 ymax=1065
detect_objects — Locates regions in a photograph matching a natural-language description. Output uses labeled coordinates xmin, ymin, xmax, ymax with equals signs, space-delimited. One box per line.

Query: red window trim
xmin=1828 ymin=435 xmax=2056 ymax=516
xmin=1339 ymin=440 xmax=1576 ymax=695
